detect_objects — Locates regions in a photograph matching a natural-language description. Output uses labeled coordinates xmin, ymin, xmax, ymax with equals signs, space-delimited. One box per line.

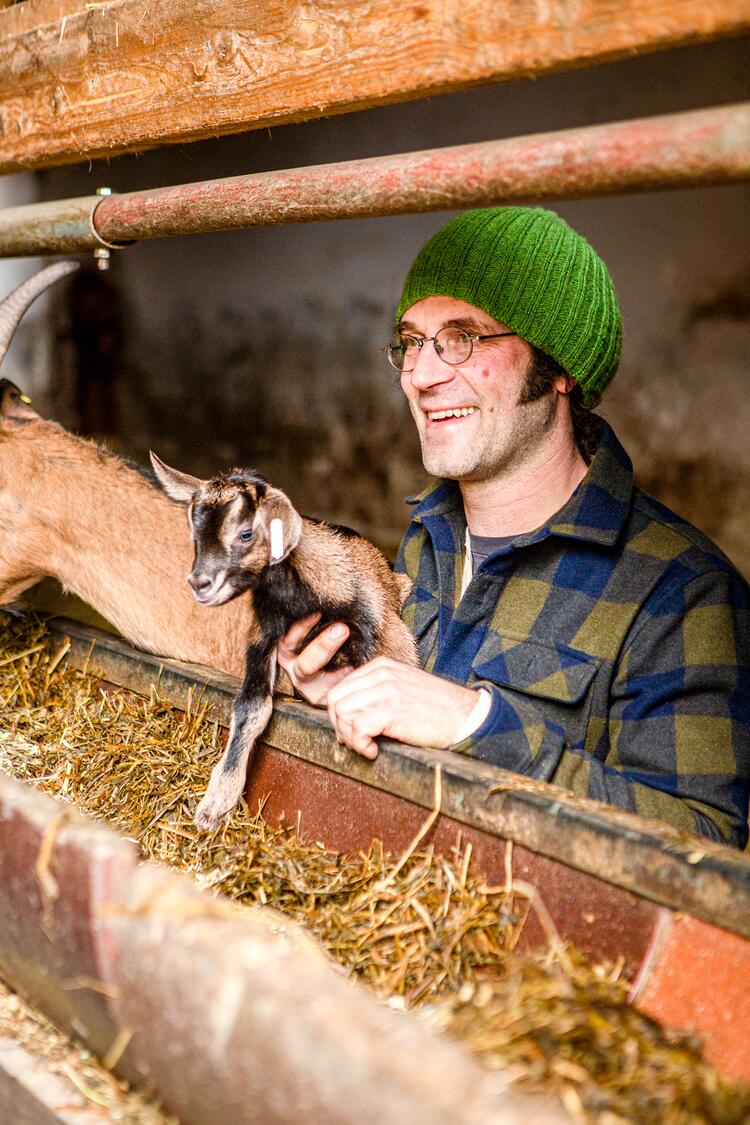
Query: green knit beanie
xmin=396 ymin=207 xmax=621 ymax=406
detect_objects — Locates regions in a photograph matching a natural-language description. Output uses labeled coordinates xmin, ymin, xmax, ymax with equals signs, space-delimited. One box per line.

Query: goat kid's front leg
xmin=194 ymin=644 xmax=277 ymax=831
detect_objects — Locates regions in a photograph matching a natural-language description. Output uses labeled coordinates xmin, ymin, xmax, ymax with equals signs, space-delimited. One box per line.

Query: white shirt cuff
xmin=452 ymin=688 xmax=492 ymax=744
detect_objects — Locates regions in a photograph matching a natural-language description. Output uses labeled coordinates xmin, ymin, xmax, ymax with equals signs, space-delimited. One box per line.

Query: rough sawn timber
xmin=0 ymin=0 xmax=748 ymax=172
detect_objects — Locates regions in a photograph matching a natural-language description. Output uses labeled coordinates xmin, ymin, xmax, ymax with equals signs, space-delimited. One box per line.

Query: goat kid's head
xmin=150 ymin=454 xmax=303 ymax=606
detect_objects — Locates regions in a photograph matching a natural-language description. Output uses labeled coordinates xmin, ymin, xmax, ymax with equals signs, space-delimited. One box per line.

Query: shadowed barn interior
xmin=2 ymin=35 xmax=748 ymax=573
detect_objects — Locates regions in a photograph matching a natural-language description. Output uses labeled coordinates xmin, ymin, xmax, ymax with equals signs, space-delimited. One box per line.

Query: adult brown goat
xmin=0 ymin=262 xmax=252 ymax=678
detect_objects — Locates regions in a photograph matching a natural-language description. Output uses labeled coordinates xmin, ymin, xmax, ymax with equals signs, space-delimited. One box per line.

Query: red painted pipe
xmin=93 ymin=101 xmax=750 ymax=242
xmin=0 ymin=102 xmax=747 ymax=257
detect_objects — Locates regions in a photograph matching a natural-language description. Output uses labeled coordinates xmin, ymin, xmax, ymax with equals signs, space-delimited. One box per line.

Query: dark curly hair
xmin=520 ymin=346 xmax=601 ymax=464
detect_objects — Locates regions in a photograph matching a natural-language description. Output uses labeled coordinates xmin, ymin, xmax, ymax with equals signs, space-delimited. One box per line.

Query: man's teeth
xmin=427 ymin=407 xmax=477 ymax=421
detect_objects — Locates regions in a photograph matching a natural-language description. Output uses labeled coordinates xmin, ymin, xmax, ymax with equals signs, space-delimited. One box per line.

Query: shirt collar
xmin=405 ymin=417 xmax=633 ymax=548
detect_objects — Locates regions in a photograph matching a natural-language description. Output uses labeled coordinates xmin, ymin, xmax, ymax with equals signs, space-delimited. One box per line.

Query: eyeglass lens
xmin=387 ymin=327 xmax=474 ymax=372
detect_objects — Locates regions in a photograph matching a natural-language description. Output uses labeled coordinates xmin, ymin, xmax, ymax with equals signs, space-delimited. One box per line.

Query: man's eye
xmin=238 ymin=530 xmax=253 ymax=543
xmin=443 ymin=329 xmax=471 ymax=345
xmin=400 ymin=336 xmax=421 ymax=351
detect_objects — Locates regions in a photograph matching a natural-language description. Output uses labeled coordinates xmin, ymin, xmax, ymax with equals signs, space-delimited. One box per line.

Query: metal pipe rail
xmin=0 ymin=102 xmax=748 ymax=258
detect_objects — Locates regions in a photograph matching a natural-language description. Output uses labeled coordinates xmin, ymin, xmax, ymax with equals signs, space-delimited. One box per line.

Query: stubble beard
xmin=419 ymin=390 xmax=557 ymax=483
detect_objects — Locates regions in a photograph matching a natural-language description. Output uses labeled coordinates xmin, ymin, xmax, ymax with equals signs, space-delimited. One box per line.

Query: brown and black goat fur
xmin=151 ymin=457 xmax=418 ymax=831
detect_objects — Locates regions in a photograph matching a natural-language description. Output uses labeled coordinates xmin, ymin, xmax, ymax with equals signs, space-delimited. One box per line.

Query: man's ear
xmin=554 ymin=374 xmax=577 ymax=396
xmin=150 ymin=452 xmax=206 ymax=502
xmin=0 ymin=379 xmax=39 ymax=422
xmin=255 ymin=486 xmax=303 ymax=564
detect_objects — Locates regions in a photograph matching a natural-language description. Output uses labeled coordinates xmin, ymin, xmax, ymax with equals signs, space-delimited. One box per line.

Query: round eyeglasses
xmin=384 ymin=326 xmax=517 ymax=372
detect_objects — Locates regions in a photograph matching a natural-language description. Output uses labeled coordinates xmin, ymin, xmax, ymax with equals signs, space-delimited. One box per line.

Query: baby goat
xmin=151 ymin=457 xmax=419 ymax=831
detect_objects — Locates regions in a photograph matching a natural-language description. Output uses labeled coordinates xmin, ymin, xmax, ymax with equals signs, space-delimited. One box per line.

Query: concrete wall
xmin=9 ymin=35 xmax=749 ymax=571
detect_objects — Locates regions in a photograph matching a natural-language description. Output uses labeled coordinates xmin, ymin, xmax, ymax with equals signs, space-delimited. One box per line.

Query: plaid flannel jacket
xmin=396 ymin=420 xmax=750 ymax=848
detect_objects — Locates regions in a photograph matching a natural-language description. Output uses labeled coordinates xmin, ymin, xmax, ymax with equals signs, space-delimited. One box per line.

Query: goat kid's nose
xmin=188 ymin=572 xmax=213 ymax=595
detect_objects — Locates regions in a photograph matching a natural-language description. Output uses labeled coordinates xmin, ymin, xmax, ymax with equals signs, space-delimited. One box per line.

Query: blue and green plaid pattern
xmin=396 ymin=420 xmax=750 ymax=848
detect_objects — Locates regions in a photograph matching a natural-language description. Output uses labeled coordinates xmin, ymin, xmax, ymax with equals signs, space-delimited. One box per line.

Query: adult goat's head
xmin=150 ymin=454 xmax=303 ymax=606
xmin=0 ymin=379 xmax=38 ymax=424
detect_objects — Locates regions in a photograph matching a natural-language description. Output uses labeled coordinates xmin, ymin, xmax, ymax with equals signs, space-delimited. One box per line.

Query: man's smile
xmin=424 ymin=405 xmax=478 ymax=423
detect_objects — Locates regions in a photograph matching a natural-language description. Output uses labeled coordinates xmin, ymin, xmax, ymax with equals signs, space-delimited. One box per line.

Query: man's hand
xmin=276 ymin=612 xmax=352 ymax=706
xmin=326 ymin=657 xmax=486 ymax=759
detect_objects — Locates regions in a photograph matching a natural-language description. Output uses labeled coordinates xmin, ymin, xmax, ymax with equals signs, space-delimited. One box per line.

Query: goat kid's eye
xmin=238 ymin=530 xmax=253 ymax=543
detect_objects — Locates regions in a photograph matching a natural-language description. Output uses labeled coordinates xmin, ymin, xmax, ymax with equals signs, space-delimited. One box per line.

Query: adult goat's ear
xmin=149 ymin=452 xmax=206 ymax=502
xmin=256 ymin=486 xmax=302 ymax=564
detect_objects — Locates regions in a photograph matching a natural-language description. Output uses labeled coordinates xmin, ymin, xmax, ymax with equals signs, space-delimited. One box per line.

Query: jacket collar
xmin=405 ymin=417 xmax=633 ymax=549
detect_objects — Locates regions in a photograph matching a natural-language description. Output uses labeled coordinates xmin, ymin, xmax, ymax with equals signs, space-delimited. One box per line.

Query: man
xmin=278 ymin=207 xmax=750 ymax=848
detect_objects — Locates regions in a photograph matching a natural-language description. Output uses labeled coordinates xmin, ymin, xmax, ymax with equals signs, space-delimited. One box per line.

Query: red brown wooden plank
xmin=0 ymin=773 xmax=562 ymax=1124
xmin=248 ymin=741 xmax=665 ymax=978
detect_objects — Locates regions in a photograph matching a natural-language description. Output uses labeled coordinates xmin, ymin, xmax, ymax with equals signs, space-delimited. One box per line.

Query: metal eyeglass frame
xmin=383 ymin=327 xmax=517 ymax=372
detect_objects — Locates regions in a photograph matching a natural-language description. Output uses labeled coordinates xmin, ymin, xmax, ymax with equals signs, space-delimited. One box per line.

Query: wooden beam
xmin=0 ymin=0 xmax=748 ymax=173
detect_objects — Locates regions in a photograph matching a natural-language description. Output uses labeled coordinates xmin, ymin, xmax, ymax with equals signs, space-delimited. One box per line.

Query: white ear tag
xmin=270 ymin=518 xmax=284 ymax=560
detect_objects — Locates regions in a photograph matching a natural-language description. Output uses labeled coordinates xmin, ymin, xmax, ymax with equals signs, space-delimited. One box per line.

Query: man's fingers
xmin=301 ymin=665 xmax=352 ymax=707
xmin=279 ymin=612 xmax=322 ymax=655
xmin=327 ymin=662 xmax=399 ymax=707
xmin=329 ymin=684 xmax=391 ymax=725
xmin=333 ymin=713 xmax=379 ymax=759
xmin=295 ymin=622 xmax=350 ymax=678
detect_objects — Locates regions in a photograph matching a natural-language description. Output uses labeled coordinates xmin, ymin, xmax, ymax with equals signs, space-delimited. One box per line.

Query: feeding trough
xmin=0 ymin=611 xmax=748 ymax=1122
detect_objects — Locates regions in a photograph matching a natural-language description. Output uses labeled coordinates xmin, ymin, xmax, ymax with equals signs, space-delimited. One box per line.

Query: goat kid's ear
xmin=255 ymin=487 xmax=303 ymax=564
xmin=149 ymin=452 xmax=207 ymax=503
xmin=0 ymin=379 xmax=38 ymax=422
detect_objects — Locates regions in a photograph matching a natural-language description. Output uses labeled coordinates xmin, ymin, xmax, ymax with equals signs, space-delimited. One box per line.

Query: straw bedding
xmin=0 ymin=613 xmax=748 ymax=1124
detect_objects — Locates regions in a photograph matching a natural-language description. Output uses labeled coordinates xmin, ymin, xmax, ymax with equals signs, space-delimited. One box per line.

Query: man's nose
xmin=406 ymin=342 xmax=455 ymax=389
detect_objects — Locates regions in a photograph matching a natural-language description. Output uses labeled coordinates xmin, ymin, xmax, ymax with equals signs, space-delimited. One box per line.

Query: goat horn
xmin=0 ymin=261 xmax=80 ymax=367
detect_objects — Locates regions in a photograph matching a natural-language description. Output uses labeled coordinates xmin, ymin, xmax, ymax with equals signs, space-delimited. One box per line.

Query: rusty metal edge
xmin=35 ymin=614 xmax=750 ymax=942
xmin=0 ymin=1034 xmax=118 ymax=1125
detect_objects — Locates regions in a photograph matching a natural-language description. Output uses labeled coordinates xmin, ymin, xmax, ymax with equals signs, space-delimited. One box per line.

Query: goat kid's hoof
xmin=193 ymin=796 xmax=235 ymax=832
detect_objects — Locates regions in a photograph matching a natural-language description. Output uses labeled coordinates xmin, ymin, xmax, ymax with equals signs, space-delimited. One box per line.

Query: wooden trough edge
xmin=45 ymin=615 xmax=750 ymax=943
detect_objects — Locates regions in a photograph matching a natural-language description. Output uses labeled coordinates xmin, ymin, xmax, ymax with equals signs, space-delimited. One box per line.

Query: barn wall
xmin=0 ymin=175 xmax=49 ymax=397
xmin=11 ymin=35 xmax=750 ymax=571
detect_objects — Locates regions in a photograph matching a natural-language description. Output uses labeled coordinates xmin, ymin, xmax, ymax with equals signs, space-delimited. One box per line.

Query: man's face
xmin=398 ymin=296 xmax=564 ymax=483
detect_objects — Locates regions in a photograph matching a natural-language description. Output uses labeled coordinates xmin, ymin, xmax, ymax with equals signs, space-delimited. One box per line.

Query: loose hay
xmin=0 ymin=613 xmax=748 ymax=1125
